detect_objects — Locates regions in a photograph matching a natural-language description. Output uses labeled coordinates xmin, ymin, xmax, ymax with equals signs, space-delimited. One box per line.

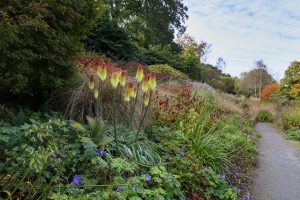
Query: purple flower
xmin=243 ymin=193 xmax=251 ymax=200
xmin=133 ymin=183 xmax=138 ymax=191
xmin=247 ymin=193 xmax=251 ymax=200
xmin=72 ymin=175 xmax=81 ymax=186
xmin=145 ymin=174 xmax=151 ymax=182
xmin=220 ymin=173 xmax=226 ymax=180
xmin=116 ymin=186 xmax=123 ymax=192
xmin=98 ymin=149 xmax=104 ymax=157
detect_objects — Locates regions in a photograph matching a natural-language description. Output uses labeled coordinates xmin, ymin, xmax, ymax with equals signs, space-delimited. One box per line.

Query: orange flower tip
xmin=121 ymin=71 xmax=126 ymax=77
xmin=127 ymin=82 xmax=133 ymax=88
xmin=143 ymin=76 xmax=149 ymax=81
xmin=117 ymin=69 xmax=122 ymax=77
xmin=150 ymin=72 xmax=157 ymax=79
xmin=90 ymin=75 xmax=94 ymax=82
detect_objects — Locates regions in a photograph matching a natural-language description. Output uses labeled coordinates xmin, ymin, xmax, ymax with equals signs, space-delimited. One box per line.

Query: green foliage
xmin=84 ymin=14 xmax=137 ymax=60
xmin=148 ymin=64 xmax=189 ymax=80
xmin=220 ymin=76 xmax=236 ymax=94
xmin=70 ymin=116 xmax=114 ymax=148
xmin=279 ymin=61 xmax=300 ymax=100
xmin=50 ymin=165 xmax=184 ymax=200
xmin=0 ymin=0 xmax=103 ymax=105
xmin=136 ymin=45 xmax=185 ymax=69
xmin=105 ymin=0 xmax=188 ymax=47
xmin=286 ymin=129 xmax=300 ymax=141
xmin=281 ymin=110 xmax=300 ymax=141
xmin=152 ymin=84 xmax=257 ymax=198
xmin=257 ymin=110 xmax=274 ymax=123
xmin=281 ymin=111 xmax=300 ymax=130
xmin=201 ymin=167 xmax=238 ymax=200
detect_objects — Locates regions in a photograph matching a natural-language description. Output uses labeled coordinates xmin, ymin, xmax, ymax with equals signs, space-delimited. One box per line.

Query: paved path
xmin=253 ymin=123 xmax=300 ymax=200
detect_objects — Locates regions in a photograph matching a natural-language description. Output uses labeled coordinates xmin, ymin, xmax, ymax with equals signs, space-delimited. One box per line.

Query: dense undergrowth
xmin=0 ymin=62 xmax=257 ymax=200
xmin=281 ymin=106 xmax=300 ymax=141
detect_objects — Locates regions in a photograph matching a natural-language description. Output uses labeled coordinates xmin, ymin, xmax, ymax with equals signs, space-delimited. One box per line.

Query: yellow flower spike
xmin=135 ymin=64 xmax=144 ymax=83
xmin=142 ymin=76 xmax=149 ymax=92
xmin=88 ymin=75 xmax=94 ymax=90
xmin=119 ymin=71 xmax=126 ymax=87
xmin=97 ymin=65 xmax=107 ymax=82
xmin=93 ymin=87 xmax=99 ymax=99
xmin=132 ymin=87 xmax=137 ymax=99
xmin=110 ymin=72 xmax=119 ymax=89
xmin=126 ymin=82 xmax=134 ymax=97
xmin=149 ymin=72 xmax=157 ymax=90
xmin=124 ymin=90 xmax=130 ymax=102
xmin=143 ymin=92 xmax=150 ymax=106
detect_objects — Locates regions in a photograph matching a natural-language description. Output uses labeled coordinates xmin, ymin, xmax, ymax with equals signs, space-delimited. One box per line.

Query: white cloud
xmin=183 ymin=0 xmax=300 ymax=79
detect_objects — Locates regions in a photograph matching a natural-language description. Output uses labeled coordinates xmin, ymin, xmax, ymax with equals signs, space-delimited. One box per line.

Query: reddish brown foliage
xmin=260 ymin=83 xmax=279 ymax=100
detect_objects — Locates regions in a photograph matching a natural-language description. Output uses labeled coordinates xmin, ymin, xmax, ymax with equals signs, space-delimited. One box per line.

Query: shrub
xmin=286 ymin=129 xmax=300 ymax=141
xmin=148 ymin=64 xmax=189 ymax=81
xmin=282 ymin=111 xmax=300 ymax=130
xmin=257 ymin=110 xmax=274 ymax=122
xmin=260 ymin=83 xmax=279 ymax=101
xmin=0 ymin=0 xmax=103 ymax=105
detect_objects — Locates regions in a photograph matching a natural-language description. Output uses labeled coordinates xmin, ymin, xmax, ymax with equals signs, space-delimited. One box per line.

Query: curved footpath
xmin=253 ymin=123 xmax=300 ymax=200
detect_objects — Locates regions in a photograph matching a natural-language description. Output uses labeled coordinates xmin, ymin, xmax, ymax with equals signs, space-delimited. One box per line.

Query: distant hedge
xmin=148 ymin=64 xmax=189 ymax=80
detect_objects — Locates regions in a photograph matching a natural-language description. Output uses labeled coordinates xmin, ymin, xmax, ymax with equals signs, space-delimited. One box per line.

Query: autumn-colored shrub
xmin=260 ymin=83 xmax=279 ymax=100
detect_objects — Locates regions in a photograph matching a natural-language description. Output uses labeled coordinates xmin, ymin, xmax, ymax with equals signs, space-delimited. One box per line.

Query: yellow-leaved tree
xmin=279 ymin=61 xmax=300 ymax=100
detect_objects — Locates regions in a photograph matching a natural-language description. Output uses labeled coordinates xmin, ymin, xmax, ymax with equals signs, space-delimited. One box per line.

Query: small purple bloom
xmin=116 ymin=186 xmax=123 ymax=192
xmin=72 ymin=175 xmax=81 ymax=186
xmin=145 ymin=174 xmax=151 ymax=182
xmin=243 ymin=193 xmax=251 ymax=200
xmin=247 ymin=193 xmax=251 ymax=200
xmin=220 ymin=173 xmax=226 ymax=180
xmin=98 ymin=149 xmax=104 ymax=157
xmin=133 ymin=183 xmax=138 ymax=191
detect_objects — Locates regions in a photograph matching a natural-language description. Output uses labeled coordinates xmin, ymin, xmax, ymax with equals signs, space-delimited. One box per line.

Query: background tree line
xmin=0 ymin=0 xmax=298 ymax=107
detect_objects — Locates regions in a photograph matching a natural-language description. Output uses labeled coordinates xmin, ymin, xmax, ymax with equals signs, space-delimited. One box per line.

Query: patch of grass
xmin=282 ymin=111 xmax=300 ymax=130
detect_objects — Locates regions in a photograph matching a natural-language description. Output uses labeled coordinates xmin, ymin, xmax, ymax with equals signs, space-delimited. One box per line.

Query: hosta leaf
xmin=70 ymin=122 xmax=87 ymax=132
xmin=86 ymin=116 xmax=97 ymax=132
xmin=96 ymin=136 xmax=114 ymax=146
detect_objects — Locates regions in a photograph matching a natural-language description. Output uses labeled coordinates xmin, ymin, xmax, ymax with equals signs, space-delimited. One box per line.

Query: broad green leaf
xmin=96 ymin=136 xmax=114 ymax=146
xmin=86 ymin=116 xmax=97 ymax=132
xmin=70 ymin=122 xmax=87 ymax=132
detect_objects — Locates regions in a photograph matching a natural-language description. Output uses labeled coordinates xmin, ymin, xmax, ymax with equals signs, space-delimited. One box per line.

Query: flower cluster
xmin=86 ymin=62 xmax=156 ymax=103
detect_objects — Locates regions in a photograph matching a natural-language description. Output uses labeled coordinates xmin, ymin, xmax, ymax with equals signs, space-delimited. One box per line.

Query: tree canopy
xmin=105 ymin=0 xmax=188 ymax=47
xmin=0 ymin=0 xmax=104 ymax=105
xmin=279 ymin=61 xmax=300 ymax=100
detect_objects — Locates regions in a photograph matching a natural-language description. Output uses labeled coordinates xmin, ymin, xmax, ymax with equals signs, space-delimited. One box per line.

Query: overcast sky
xmin=183 ymin=0 xmax=300 ymax=80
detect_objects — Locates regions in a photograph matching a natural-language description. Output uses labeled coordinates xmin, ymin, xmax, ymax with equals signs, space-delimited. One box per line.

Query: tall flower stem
xmin=99 ymin=81 xmax=104 ymax=120
xmin=135 ymin=91 xmax=153 ymax=142
xmin=129 ymin=83 xmax=140 ymax=127
xmin=112 ymin=89 xmax=119 ymax=152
